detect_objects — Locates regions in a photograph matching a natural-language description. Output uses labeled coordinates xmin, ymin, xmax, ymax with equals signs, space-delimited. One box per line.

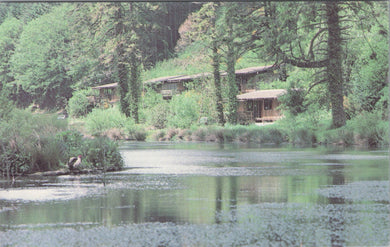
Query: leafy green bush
xmin=140 ymin=89 xmax=169 ymax=129
xmin=67 ymin=89 xmax=94 ymax=118
xmin=126 ymin=124 xmax=147 ymax=141
xmin=0 ymin=109 xmax=125 ymax=177
xmin=167 ymin=91 xmax=200 ymax=129
xmin=84 ymin=106 xmax=134 ymax=136
xmin=348 ymin=111 xmax=389 ymax=147
xmin=0 ymin=109 xmax=68 ymax=176
xmin=81 ymin=137 xmax=123 ymax=171
xmin=144 ymin=103 xmax=169 ymax=129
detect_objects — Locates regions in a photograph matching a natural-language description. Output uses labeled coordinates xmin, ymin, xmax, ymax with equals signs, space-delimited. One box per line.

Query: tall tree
xmin=260 ymin=2 xmax=347 ymax=127
xmin=182 ymin=2 xmax=226 ymax=125
xmin=0 ymin=17 xmax=22 ymax=91
xmin=90 ymin=2 xmax=143 ymax=121
xmin=209 ymin=3 xmax=225 ymax=126
xmin=11 ymin=4 xmax=73 ymax=109
xmin=113 ymin=2 xmax=131 ymax=118
xmin=223 ymin=3 xmax=239 ymax=124
xmin=326 ymin=2 xmax=345 ymax=128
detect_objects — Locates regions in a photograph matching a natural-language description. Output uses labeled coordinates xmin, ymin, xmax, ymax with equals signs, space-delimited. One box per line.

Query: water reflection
xmin=327 ymin=160 xmax=346 ymax=247
xmin=0 ymin=143 xmax=388 ymax=246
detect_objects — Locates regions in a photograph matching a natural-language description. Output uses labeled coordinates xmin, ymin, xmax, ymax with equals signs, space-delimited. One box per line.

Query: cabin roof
xmin=92 ymin=65 xmax=276 ymax=88
xmin=235 ymin=65 xmax=275 ymax=76
xmin=237 ymin=89 xmax=286 ymax=100
xmin=144 ymin=75 xmax=184 ymax=84
xmin=92 ymin=82 xmax=118 ymax=90
xmin=144 ymin=65 xmax=274 ymax=85
xmin=166 ymin=72 xmax=212 ymax=83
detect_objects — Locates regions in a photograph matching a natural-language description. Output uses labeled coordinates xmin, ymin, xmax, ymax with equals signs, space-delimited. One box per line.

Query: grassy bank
xmin=72 ymin=106 xmax=388 ymax=148
xmin=0 ymin=109 xmax=123 ymax=179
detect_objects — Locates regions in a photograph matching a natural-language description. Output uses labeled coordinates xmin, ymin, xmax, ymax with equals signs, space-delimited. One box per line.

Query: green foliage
xmin=11 ymin=4 xmax=74 ymax=108
xmin=346 ymin=23 xmax=388 ymax=117
xmin=0 ymin=110 xmax=125 ymax=177
xmin=67 ymin=89 xmax=94 ymax=118
xmin=0 ymin=17 xmax=23 ymax=88
xmin=167 ymin=91 xmax=200 ymax=129
xmin=347 ymin=111 xmax=389 ymax=147
xmin=279 ymin=82 xmax=306 ymax=116
xmin=146 ymin=103 xmax=169 ymax=129
xmin=0 ymin=109 xmax=68 ymax=176
xmin=84 ymin=107 xmax=134 ymax=136
xmin=55 ymin=130 xmax=84 ymax=157
xmin=140 ymin=88 xmax=169 ymax=129
xmin=81 ymin=137 xmax=123 ymax=171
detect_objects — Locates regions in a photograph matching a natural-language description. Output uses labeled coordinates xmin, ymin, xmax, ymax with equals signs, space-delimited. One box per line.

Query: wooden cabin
xmin=89 ymin=65 xmax=282 ymax=110
xmin=237 ymin=89 xmax=286 ymax=124
xmin=144 ymin=73 xmax=211 ymax=99
xmin=235 ymin=65 xmax=278 ymax=93
xmin=91 ymin=82 xmax=119 ymax=107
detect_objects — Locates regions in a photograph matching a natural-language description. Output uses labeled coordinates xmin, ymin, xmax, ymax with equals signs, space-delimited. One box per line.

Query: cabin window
xmin=103 ymin=89 xmax=115 ymax=100
xmin=162 ymin=83 xmax=178 ymax=91
xmin=246 ymin=101 xmax=253 ymax=111
xmin=264 ymin=99 xmax=272 ymax=110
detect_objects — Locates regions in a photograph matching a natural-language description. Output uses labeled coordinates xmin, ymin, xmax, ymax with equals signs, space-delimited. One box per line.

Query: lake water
xmin=0 ymin=142 xmax=389 ymax=246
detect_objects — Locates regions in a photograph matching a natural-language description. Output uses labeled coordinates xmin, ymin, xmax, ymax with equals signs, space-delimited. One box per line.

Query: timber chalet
xmin=91 ymin=65 xmax=286 ymax=124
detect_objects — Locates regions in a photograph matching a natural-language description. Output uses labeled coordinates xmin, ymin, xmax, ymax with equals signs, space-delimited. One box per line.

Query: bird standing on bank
xmin=68 ymin=155 xmax=82 ymax=171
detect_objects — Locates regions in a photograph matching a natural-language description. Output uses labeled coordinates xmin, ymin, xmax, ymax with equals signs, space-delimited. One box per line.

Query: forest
xmin=0 ymin=2 xmax=388 ymax=176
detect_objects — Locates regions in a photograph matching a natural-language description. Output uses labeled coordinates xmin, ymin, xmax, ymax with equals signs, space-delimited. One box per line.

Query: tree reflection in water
xmin=327 ymin=163 xmax=346 ymax=247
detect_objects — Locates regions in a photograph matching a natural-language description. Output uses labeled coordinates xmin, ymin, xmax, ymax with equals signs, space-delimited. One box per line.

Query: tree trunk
xmin=114 ymin=3 xmax=131 ymax=117
xmin=212 ymin=40 xmax=225 ymax=126
xmin=226 ymin=41 xmax=238 ymax=124
xmin=225 ymin=8 xmax=238 ymax=125
xmin=129 ymin=52 xmax=141 ymax=123
xmin=326 ymin=2 xmax=346 ymax=128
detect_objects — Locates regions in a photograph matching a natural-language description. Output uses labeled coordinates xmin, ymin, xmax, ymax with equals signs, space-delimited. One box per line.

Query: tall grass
xmin=0 ymin=109 xmax=125 ymax=178
xmin=84 ymin=106 xmax=147 ymax=141
xmin=0 ymin=109 xmax=68 ymax=176
xmin=84 ymin=107 xmax=134 ymax=137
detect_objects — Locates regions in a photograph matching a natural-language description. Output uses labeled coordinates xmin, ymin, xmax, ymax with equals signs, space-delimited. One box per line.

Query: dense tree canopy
xmin=0 ymin=2 xmax=387 ymax=128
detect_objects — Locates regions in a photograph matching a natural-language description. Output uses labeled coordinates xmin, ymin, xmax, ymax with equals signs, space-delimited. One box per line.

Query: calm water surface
xmin=0 ymin=142 xmax=389 ymax=246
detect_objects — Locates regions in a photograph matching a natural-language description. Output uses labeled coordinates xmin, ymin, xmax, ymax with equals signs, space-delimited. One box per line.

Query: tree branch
xmin=285 ymin=58 xmax=328 ymax=68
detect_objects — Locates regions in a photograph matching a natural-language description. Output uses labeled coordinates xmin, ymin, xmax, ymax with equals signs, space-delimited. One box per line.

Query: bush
xmin=167 ymin=91 xmax=200 ymax=129
xmin=140 ymin=89 xmax=169 ymax=129
xmin=84 ymin=107 xmax=134 ymax=136
xmin=67 ymin=89 xmax=94 ymax=118
xmin=145 ymin=103 xmax=169 ymax=129
xmin=348 ymin=111 xmax=389 ymax=147
xmin=126 ymin=124 xmax=147 ymax=141
xmin=0 ymin=110 xmax=68 ymax=176
xmin=0 ymin=110 xmax=125 ymax=177
xmin=82 ymin=137 xmax=123 ymax=171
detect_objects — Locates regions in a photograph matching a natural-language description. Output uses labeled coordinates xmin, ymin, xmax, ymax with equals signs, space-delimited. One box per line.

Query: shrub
xmin=348 ymin=111 xmax=389 ymax=147
xmin=81 ymin=137 xmax=123 ymax=171
xmin=67 ymin=89 xmax=94 ymax=118
xmin=140 ymin=89 xmax=169 ymax=129
xmin=261 ymin=126 xmax=286 ymax=145
xmin=126 ymin=124 xmax=147 ymax=141
xmin=0 ymin=110 xmax=68 ymax=175
xmin=145 ymin=103 xmax=169 ymax=129
xmin=84 ymin=107 xmax=133 ymax=136
xmin=31 ymin=136 xmax=67 ymax=171
xmin=167 ymin=91 xmax=200 ymax=129
xmin=0 ymin=110 xmax=125 ymax=177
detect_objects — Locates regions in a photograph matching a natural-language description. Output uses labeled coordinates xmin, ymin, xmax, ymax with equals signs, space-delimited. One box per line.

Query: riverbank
xmin=1 ymin=108 xmax=388 ymax=179
xmin=73 ymin=120 xmax=389 ymax=148
xmin=0 ymin=110 xmax=124 ymax=179
xmin=70 ymin=107 xmax=389 ymax=148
